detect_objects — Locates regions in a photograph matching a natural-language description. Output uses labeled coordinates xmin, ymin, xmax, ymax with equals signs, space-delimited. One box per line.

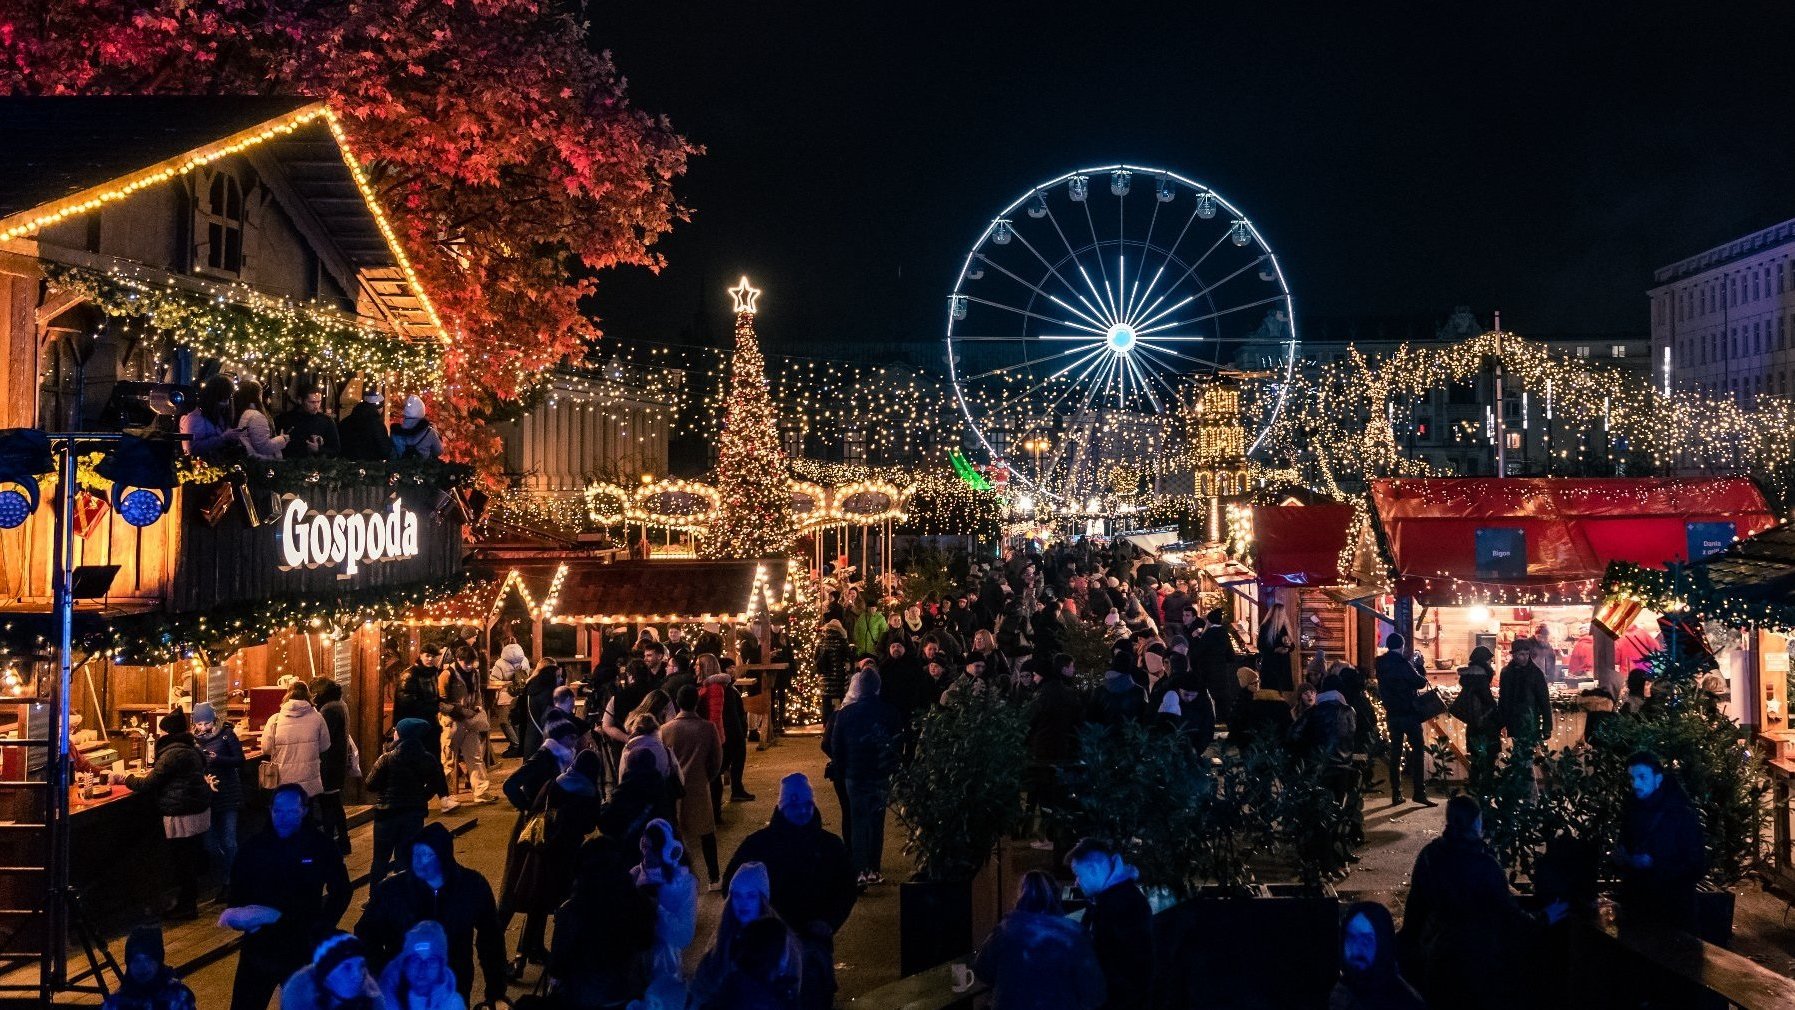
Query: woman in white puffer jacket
xmin=260 ymin=681 xmax=333 ymax=796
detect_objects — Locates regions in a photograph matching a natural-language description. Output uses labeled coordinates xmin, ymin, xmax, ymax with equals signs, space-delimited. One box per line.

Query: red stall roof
xmin=1252 ymin=504 xmax=1356 ymax=587
xmin=1369 ymin=477 xmax=1776 ymax=605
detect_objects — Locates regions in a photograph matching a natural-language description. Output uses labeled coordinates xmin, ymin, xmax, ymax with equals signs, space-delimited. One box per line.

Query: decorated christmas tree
xmin=703 ymin=277 xmax=795 ymax=559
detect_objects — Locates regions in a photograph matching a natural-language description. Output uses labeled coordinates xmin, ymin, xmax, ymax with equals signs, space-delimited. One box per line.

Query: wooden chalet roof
xmin=547 ymin=559 xmax=785 ymax=625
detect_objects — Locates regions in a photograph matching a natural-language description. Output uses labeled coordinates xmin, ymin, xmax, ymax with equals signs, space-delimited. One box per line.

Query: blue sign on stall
xmin=1686 ymin=521 xmax=1736 ymax=561
xmin=1475 ymin=527 xmax=1527 ymax=579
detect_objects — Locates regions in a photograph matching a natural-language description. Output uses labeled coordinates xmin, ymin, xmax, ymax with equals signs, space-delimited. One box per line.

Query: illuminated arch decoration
xmin=821 ymin=480 xmax=915 ymax=527
xmin=789 ymin=481 xmax=829 ymax=526
xmin=583 ymin=478 xmax=721 ymax=534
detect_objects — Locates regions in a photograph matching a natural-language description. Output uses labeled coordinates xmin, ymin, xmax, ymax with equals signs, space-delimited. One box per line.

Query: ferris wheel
xmin=945 ymin=164 xmax=1298 ymax=503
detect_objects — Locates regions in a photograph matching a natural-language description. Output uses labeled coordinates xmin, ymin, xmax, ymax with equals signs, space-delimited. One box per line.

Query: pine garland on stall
xmin=702 ymin=282 xmax=793 ymax=559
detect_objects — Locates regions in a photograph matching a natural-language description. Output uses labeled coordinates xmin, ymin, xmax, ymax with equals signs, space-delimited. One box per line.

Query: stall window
xmin=195 ymin=171 xmax=245 ymax=277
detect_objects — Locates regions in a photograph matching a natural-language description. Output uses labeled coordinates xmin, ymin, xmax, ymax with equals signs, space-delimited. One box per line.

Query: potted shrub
xmin=1044 ymin=722 xmax=1212 ymax=896
xmin=889 ymin=689 xmax=1028 ymax=974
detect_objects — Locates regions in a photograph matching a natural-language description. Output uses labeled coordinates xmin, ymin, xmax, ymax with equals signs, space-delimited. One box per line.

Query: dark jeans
xmin=205 ymin=806 xmax=240 ymax=890
xmin=846 ymin=779 xmax=889 ymax=875
xmin=831 ymin=776 xmax=854 ymax=866
xmin=1387 ymin=718 xmax=1427 ymax=799
xmin=370 ymin=807 xmax=426 ymax=888
xmin=724 ymin=736 xmax=749 ymax=796
xmin=231 ymin=954 xmax=297 ymax=1010
xmin=315 ymin=790 xmax=351 ymax=855
xmin=168 ymin=834 xmax=206 ymax=912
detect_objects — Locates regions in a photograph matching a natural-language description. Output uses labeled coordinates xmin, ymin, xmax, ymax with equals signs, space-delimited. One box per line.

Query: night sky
xmin=584 ymin=2 xmax=1795 ymax=358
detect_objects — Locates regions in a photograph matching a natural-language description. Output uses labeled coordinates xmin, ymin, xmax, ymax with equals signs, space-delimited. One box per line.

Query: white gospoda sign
xmin=278 ymin=495 xmax=420 ymax=579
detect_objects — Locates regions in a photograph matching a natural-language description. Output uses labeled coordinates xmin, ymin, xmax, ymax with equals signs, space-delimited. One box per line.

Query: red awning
xmin=1252 ymin=504 xmax=1355 ymax=587
xmin=1369 ymin=477 xmax=1776 ymax=606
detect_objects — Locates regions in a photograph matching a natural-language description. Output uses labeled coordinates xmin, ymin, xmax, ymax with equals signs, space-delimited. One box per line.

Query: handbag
xmin=257 ymin=760 xmax=281 ymax=790
xmin=1413 ymin=686 xmax=1448 ymax=722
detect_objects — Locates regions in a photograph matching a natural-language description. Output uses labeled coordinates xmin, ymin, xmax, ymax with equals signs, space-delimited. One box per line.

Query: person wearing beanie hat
xmin=358 ymin=822 xmax=506 ymax=1007
xmin=338 ymin=385 xmax=395 ymax=461
xmin=690 ymin=860 xmax=775 ymax=1005
xmin=379 ymin=920 xmax=459 ymax=1010
xmin=108 ymin=924 xmax=194 ymax=1010
xmin=192 ymin=700 xmax=247 ymax=895
xmin=118 ymin=707 xmax=211 ymax=921
xmin=281 ymin=932 xmax=384 ymax=1009
xmin=822 ymin=668 xmax=900 ymax=887
xmin=723 ymin=771 xmax=857 ymax=1009
xmin=390 ymin=394 xmax=443 ymax=460
xmin=364 ymin=717 xmax=450 ymax=887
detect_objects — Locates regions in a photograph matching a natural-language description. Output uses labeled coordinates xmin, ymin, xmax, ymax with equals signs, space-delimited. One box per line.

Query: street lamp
xmin=1021 ymin=435 xmax=1051 ymax=483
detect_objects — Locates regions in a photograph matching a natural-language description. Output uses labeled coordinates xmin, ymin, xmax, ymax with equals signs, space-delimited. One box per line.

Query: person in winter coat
xmin=1338 ymin=665 xmax=1382 ymax=791
xmin=390 ymin=394 xmax=444 ymax=460
xmin=1290 ymin=673 xmax=1361 ymax=855
xmin=377 ymin=919 xmax=463 ymax=1010
xmin=1497 ymin=639 xmax=1554 ymax=747
xmin=691 ymin=861 xmax=779 ymax=1004
xmin=1256 ymin=605 xmax=1297 ymax=693
xmin=438 ymin=646 xmax=490 ymax=807
xmin=724 ymin=774 xmax=857 ymax=1010
xmin=632 ymin=818 xmax=700 ymax=986
xmin=1065 ymin=838 xmax=1151 ymax=1010
xmin=507 ymin=748 xmax=604 ymax=966
xmin=1614 ymin=750 xmax=1707 ymax=930
xmin=849 ymin=598 xmax=888 ymax=659
xmin=281 ymin=933 xmax=388 ymax=1010
xmin=488 ymin=642 xmax=530 ymax=757
xmin=699 ymin=916 xmax=805 ymax=1010
xmin=1449 ymin=646 xmax=1503 ymax=792
xmin=1089 ymin=667 xmax=1148 ymax=728
xmin=599 ymin=746 xmax=678 ymax=854
xmin=967 ymin=629 xmax=1012 ymax=693
xmin=1193 ymin=611 xmax=1239 ymax=724
xmin=1150 ymin=670 xmax=1215 ymax=754
xmin=1025 ymin=655 xmax=1086 ymax=808
xmin=1330 ymin=901 xmax=1425 ymax=1010
xmin=697 ymin=654 xmax=753 ymax=804
xmin=876 ymin=639 xmax=931 ymax=723
xmin=1375 ymin=634 xmax=1433 ymax=806
xmin=103 ymin=925 xmax=195 ymax=1010
xmin=519 ymin=658 xmax=562 ymax=758
xmin=220 ymin=785 xmax=350 ymax=1010
xmin=393 ymin=646 xmax=444 ymax=755
xmin=277 ymin=384 xmax=341 ymax=459
xmin=365 ymin=717 xmax=450 ymax=887
xmin=261 ymin=680 xmax=333 ymax=797
xmin=338 ymin=389 xmax=395 ymax=462
xmin=120 ymin=709 xmax=213 ymax=920
xmin=230 ymin=380 xmax=288 ymax=460
xmin=973 ymin=870 xmax=1106 ymax=1010
xmin=179 ymin=375 xmax=242 ymax=460
xmin=662 ymin=685 xmax=725 ymax=886
xmin=821 ymin=669 xmax=900 ymax=885
xmin=191 ymin=702 xmax=245 ymax=892
xmin=814 ymin=619 xmax=855 ymax=721
xmin=310 ymin=677 xmax=354 ymax=855
xmin=550 ymin=840 xmax=658 ymax=1007
xmin=356 ymin=822 xmax=506 ymax=1007
xmin=1399 ymin=795 xmax=1520 ymax=1009
xmin=1230 ymin=667 xmax=1295 ymax=755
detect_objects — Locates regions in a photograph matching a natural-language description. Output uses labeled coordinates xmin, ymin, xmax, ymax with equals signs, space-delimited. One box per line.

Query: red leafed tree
xmin=0 ymin=0 xmax=696 ymax=467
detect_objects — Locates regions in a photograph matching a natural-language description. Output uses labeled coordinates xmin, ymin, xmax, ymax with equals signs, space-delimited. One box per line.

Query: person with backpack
xmin=1449 ymin=646 xmax=1503 ymax=792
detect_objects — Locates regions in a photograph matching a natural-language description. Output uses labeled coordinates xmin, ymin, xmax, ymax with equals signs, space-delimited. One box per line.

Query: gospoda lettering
xmin=279 ymin=496 xmax=420 ymax=578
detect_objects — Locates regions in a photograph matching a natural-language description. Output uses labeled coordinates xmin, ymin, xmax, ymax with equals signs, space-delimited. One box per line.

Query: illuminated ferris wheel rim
xmin=944 ymin=163 xmax=1300 ymax=497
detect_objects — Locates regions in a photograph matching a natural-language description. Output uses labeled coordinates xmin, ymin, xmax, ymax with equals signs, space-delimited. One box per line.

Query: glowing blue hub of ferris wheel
xmin=1106 ymin=324 xmax=1136 ymax=354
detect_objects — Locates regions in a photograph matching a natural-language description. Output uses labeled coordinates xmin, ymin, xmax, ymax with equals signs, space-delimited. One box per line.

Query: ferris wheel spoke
xmin=1008 ymin=345 xmax=1111 ymax=405
xmin=1123 ymin=354 xmax=1163 ymax=414
xmin=1124 ymin=197 xmax=1164 ymax=322
xmin=1004 ymin=228 xmax=1113 ymax=330
xmin=1134 ymin=339 xmax=1224 ymax=370
xmin=1132 ymin=350 xmax=1185 ymax=404
xmin=1039 ymin=351 xmax=1113 ymax=418
xmin=1160 ymin=253 xmax=1268 ymax=324
xmin=1139 ymin=293 xmax=1288 ymax=333
xmin=1081 ymin=199 xmax=1120 ymax=320
xmin=1040 ymin=204 xmax=1114 ymax=325
xmin=974 ymin=253 xmax=1109 ymax=334
xmin=1130 ymin=200 xmax=1205 ymax=323
xmin=957 ymin=343 xmax=1108 ymax=383
xmin=1133 ymin=295 xmax=1196 ymax=332
xmin=963 ymin=295 xmax=1103 ymax=331
xmin=1133 ymin=231 xmax=1234 ymax=326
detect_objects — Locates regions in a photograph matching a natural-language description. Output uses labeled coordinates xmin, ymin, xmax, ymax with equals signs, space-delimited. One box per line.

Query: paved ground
xmin=30 ymin=733 xmax=1795 ymax=1005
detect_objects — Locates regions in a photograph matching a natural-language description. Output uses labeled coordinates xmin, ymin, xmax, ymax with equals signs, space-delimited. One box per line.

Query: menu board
xmin=1686 ymin=521 xmax=1736 ymax=561
xmin=1475 ymin=528 xmax=1527 ymax=580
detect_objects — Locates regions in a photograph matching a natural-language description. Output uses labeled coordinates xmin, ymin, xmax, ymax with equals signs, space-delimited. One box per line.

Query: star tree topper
xmin=729 ymin=275 xmax=762 ymax=315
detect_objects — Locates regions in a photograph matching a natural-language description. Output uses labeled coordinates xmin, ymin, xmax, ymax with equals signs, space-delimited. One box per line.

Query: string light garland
xmin=702 ymin=278 xmax=795 ymax=559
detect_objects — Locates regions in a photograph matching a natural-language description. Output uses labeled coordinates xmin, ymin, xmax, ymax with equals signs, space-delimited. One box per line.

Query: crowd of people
xmin=179 ymin=376 xmax=444 ymax=462
xmin=104 ymin=542 xmax=1714 ymax=1010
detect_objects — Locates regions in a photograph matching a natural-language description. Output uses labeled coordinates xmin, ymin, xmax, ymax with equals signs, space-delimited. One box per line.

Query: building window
xmin=1504 ymin=431 xmax=1523 ymax=450
xmin=1575 ymin=345 xmax=1590 ymax=358
xmin=195 ymin=171 xmax=245 ymax=276
xmin=1610 ymin=344 xmax=1627 ymax=358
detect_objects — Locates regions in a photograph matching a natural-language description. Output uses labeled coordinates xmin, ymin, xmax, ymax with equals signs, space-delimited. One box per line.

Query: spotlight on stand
xmin=0 ymin=428 xmax=53 ymax=530
xmin=103 ymin=381 xmax=197 ymax=431
xmin=95 ymin=435 xmax=176 ymax=528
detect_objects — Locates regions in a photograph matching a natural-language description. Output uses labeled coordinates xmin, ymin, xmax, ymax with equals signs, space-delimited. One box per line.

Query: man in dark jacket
xmin=814 ymin=619 xmax=855 ymax=722
xmin=1026 ymin=655 xmax=1086 ymax=766
xmin=310 ymin=677 xmax=352 ymax=855
xmin=1615 ymin=751 xmax=1706 ymax=930
xmin=724 ymin=773 xmax=857 ymax=1010
xmin=1193 ymin=611 xmax=1238 ymax=724
xmin=1497 ymin=639 xmax=1554 ymax=747
xmin=821 ymin=671 xmax=901 ymax=884
xmin=1067 ymin=838 xmax=1152 ymax=1010
xmin=356 ymin=821 xmax=507 ymax=1007
xmin=877 ymin=639 xmax=931 ymax=723
xmin=337 ymin=389 xmax=394 ymax=461
xmin=393 ymin=645 xmax=443 ymax=749
xmin=277 ymin=384 xmax=340 ymax=459
xmin=220 ymin=785 xmax=350 ymax=1010
xmin=364 ymin=717 xmax=449 ymax=886
xmin=1090 ymin=668 xmax=1147 ymax=728
xmin=1375 ymin=633 xmax=1434 ymax=806
xmin=1400 ymin=795 xmax=1522 ymax=1009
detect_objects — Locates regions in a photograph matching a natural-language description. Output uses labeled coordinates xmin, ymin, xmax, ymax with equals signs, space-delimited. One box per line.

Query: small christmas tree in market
xmin=702 ymin=277 xmax=794 ymax=559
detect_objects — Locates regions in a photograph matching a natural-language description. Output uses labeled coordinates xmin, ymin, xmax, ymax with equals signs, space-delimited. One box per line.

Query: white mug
xmin=950 ymin=963 xmax=975 ymax=991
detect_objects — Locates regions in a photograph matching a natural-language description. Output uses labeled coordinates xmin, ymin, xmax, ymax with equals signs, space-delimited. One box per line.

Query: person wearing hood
xmin=507 ymin=748 xmax=604 ymax=968
xmin=102 ymin=925 xmax=194 ymax=1010
xmin=365 ymin=717 xmax=450 ymax=887
xmin=724 ymin=773 xmax=857 ymax=1010
xmin=1089 ymin=665 xmax=1148 ymax=728
xmin=973 ymin=870 xmax=1105 ymax=1010
xmin=662 ymin=684 xmax=725 ymax=887
xmin=1448 ymin=646 xmax=1503 ymax=792
xmin=378 ymin=920 xmax=463 ymax=1010
xmin=691 ymin=860 xmax=778 ymax=1005
xmin=1330 ymin=902 xmax=1424 ymax=1010
xmin=261 ymin=680 xmax=333 ymax=797
xmin=338 ymin=388 xmax=395 ymax=461
xmin=632 ymin=818 xmax=700 ymax=986
xmin=489 ymin=642 xmax=530 ymax=758
xmin=1229 ymin=667 xmax=1294 ymax=755
xmin=221 ymin=785 xmax=351 ymax=1010
xmin=822 ymin=669 xmax=900 ymax=887
xmin=1614 ymin=750 xmax=1706 ymax=930
xmin=814 ymin=618 xmax=855 ymax=722
xmin=118 ymin=709 xmax=212 ymax=920
xmin=1065 ymin=839 xmax=1151 ymax=1010
xmin=390 ymin=394 xmax=444 ymax=460
xmin=697 ymin=653 xmax=753 ymax=806
xmin=191 ymin=702 xmax=246 ymax=893
xmin=310 ymin=677 xmax=354 ymax=855
xmin=1400 ymin=795 xmax=1521 ymax=1009
xmin=357 ymin=822 xmax=506 ymax=1007
xmin=283 ymin=933 xmax=388 ymax=1010
xmin=550 ymin=840 xmax=658 ymax=1007
xmin=518 ymin=658 xmax=562 ymax=759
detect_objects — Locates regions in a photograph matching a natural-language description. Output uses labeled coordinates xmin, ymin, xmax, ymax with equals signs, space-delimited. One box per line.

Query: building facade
xmin=1649 ymin=215 xmax=1795 ymax=406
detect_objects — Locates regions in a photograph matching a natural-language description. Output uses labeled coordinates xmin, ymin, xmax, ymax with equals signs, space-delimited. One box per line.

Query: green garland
xmin=44 ymin=262 xmax=441 ymax=385
xmin=1603 ymin=560 xmax=1795 ymax=634
xmin=0 ymin=575 xmax=468 ymax=666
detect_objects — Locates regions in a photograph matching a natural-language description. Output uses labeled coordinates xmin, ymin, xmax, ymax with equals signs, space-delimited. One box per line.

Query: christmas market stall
xmin=1368 ymin=476 xmax=1776 ymax=751
xmin=0 ymin=96 xmax=461 ymax=928
xmin=1233 ymin=502 xmax=1380 ymax=674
